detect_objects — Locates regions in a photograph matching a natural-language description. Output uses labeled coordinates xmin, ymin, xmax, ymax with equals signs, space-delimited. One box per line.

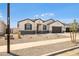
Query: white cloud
xmin=33 ymin=13 xmax=55 ymax=19
xmin=49 ymin=13 xmax=54 ymax=16
xmin=0 ymin=15 xmax=2 ymax=18
xmin=33 ymin=14 xmax=39 ymax=18
xmin=40 ymin=13 xmax=54 ymax=17
xmin=41 ymin=14 xmax=45 ymax=17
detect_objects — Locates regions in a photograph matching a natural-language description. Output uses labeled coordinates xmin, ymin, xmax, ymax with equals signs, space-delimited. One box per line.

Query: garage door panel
xmin=52 ymin=27 xmax=62 ymax=33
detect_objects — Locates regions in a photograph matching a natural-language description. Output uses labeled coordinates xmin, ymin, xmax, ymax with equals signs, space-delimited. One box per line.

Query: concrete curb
xmin=41 ymin=45 xmax=79 ymax=56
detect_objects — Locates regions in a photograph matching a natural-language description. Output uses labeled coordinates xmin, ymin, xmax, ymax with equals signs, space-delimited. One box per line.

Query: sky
xmin=0 ymin=3 xmax=79 ymax=28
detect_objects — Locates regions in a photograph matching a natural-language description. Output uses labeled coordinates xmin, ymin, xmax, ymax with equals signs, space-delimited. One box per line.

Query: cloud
xmin=33 ymin=13 xmax=55 ymax=19
xmin=41 ymin=13 xmax=54 ymax=17
xmin=33 ymin=14 xmax=39 ymax=18
xmin=0 ymin=15 xmax=2 ymax=18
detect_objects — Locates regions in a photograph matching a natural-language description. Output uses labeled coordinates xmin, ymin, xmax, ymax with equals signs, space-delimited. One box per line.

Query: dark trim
xmin=36 ymin=31 xmax=49 ymax=34
xmin=20 ymin=30 xmax=49 ymax=35
xmin=17 ymin=18 xmax=44 ymax=27
xmin=24 ymin=23 xmax=32 ymax=30
xmin=20 ymin=30 xmax=35 ymax=35
xmin=43 ymin=25 xmax=47 ymax=30
xmin=48 ymin=20 xmax=65 ymax=25
xmin=17 ymin=18 xmax=35 ymax=27
xmin=44 ymin=19 xmax=56 ymax=25
xmin=18 ymin=18 xmax=56 ymax=24
xmin=18 ymin=18 xmax=45 ymax=24
xmin=17 ymin=18 xmax=66 ymax=28
xmin=56 ymin=20 xmax=65 ymax=25
xmin=34 ymin=18 xmax=45 ymax=22
xmin=44 ymin=19 xmax=55 ymax=22
xmin=47 ymin=21 xmax=55 ymax=25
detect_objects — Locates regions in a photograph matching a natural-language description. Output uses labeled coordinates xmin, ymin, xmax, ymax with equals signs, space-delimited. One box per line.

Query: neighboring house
xmin=0 ymin=20 xmax=6 ymax=36
xmin=17 ymin=18 xmax=68 ymax=34
xmin=65 ymin=23 xmax=79 ymax=32
xmin=65 ymin=23 xmax=72 ymax=32
xmin=11 ymin=28 xmax=19 ymax=34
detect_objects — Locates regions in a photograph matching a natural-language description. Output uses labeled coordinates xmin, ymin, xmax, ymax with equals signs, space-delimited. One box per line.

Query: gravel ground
xmin=0 ymin=34 xmax=69 ymax=46
xmin=74 ymin=52 xmax=79 ymax=56
xmin=0 ymin=33 xmax=78 ymax=56
xmin=0 ymin=53 xmax=12 ymax=56
xmin=0 ymin=41 xmax=77 ymax=56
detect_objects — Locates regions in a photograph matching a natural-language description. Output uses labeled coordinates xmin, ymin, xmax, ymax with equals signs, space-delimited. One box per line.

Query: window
xmin=43 ymin=25 xmax=47 ymax=30
xmin=25 ymin=23 xmax=32 ymax=30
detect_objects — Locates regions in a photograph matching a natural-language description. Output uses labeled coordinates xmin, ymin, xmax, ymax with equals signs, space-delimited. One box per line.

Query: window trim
xmin=25 ymin=23 xmax=32 ymax=30
xmin=43 ymin=25 xmax=47 ymax=31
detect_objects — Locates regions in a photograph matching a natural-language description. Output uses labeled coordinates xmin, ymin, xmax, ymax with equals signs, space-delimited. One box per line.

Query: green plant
xmin=70 ymin=19 xmax=78 ymax=44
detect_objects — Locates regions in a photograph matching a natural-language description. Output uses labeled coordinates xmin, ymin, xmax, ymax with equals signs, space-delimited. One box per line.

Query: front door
xmin=37 ymin=24 xmax=41 ymax=33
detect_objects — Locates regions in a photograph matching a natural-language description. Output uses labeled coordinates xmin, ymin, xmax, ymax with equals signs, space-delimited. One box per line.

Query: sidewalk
xmin=0 ymin=37 xmax=73 ymax=52
xmin=56 ymin=48 xmax=79 ymax=56
xmin=10 ymin=41 xmax=78 ymax=56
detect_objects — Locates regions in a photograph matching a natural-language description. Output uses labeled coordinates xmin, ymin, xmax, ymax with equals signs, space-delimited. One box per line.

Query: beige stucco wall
xmin=49 ymin=21 xmax=65 ymax=32
xmin=18 ymin=19 xmax=44 ymax=31
xmin=44 ymin=20 xmax=54 ymax=25
xmin=12 ymin=28 xmax=19 ymax=34
xmin=18 ymin=20 xmax=35 ymax=31
xmin=44 ymin=20 xmax=54 ymax=31
xmin=34 ymin=20 xmax=44 ymax=31
xmin=18 ymin=19 xmax=66 ymax=32
xmin=43 ymin=23 xmax=49 ymax=31
xmin=0 ymin=21 xmax=6 ymax=35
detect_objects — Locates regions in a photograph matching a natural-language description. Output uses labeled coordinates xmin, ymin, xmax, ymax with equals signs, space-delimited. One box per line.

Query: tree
xmin=70 ymin=19 xmax=78 ymax=44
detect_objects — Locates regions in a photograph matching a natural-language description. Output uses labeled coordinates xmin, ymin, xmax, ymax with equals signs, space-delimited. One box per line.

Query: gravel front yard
xmin=0 ymin=41 xmax=77 ymax=56
xmin=0 ymin=33 xmax=69 ymax=46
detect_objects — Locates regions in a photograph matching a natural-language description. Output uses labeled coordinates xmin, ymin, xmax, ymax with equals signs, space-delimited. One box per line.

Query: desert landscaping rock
xmin=0 ymin=33 xmax=79 ymax=56
xmin=0 ymin=34 xmax=69 ymax=46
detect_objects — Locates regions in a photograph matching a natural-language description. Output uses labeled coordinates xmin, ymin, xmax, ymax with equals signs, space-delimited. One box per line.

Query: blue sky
xmin=0 ymin=3 xmax=79 ymax=28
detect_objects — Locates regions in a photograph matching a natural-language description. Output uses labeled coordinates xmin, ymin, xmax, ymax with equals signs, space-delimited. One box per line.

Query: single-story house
xmin=17 ymin=18 xmax=78 ymax=35
xmin=0 ymin=20 xmax=6 ymax=36
xmin=65 ymin=23 xmax=79 ymax=32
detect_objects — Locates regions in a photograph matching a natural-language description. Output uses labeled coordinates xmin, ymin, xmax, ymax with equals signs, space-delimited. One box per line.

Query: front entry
xmin=37 ymin=24 xmax=41 ymax=33
xmin=52 ymin=27 xmax=62 ymax=33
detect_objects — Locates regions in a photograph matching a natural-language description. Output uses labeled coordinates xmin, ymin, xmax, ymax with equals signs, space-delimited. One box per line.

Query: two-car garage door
xmin=52 ymin=27 xmax=62 ymax=33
